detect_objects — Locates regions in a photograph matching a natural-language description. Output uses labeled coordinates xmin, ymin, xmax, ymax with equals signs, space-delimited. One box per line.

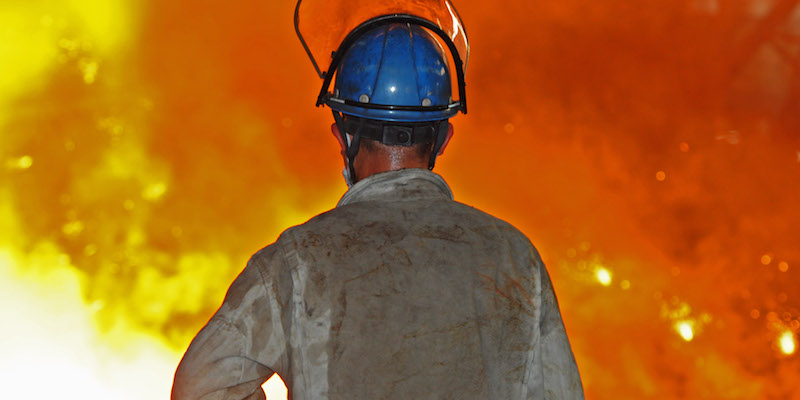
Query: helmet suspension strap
xmin=428 ymin=120 xmax=449 ymax=170
xmin=333 ymin=110 xmax=361 ymax=184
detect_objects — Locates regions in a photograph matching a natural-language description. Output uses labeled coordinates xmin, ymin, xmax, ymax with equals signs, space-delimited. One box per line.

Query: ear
xmin=331 ymin=122 xmax=347 ymax=154
xmin=437 ymin=122 xmax=455 ymax=156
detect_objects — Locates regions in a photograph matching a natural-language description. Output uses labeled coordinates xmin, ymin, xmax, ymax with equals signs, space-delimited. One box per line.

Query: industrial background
xmin=1 ymin=0 xmax=799 ymax=398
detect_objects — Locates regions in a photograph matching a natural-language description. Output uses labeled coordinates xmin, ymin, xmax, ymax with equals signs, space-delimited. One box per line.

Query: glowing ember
xmin=778 ymin=331 xmax=797 ymax=356
xmin=5 ymin=156 xmax=33 ymax=170
xmin=142 ymin=182 xmax=168 ymax=201
xmin=676 ymin=321 xmax=695 ymax=342
xmin=61 ymin=220 xmax=85 ymax=236
xmin=80 ymin=58 xmax=99 ymax=84
xmin=594 ymin=266 xmax=612 ymax=286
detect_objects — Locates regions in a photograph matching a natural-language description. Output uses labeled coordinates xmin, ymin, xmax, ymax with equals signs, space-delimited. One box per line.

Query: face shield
xmin=294 ymin=0 xmax=470 ymax=115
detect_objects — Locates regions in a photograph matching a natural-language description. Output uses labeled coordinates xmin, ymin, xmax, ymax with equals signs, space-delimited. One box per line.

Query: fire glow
xmin=1 ymin=0 xmax=799 ymax=399
xmin=594 ymin=266 xmax=613 ymax=287
xmin=779 ymin=330 xmax=797 ymax=356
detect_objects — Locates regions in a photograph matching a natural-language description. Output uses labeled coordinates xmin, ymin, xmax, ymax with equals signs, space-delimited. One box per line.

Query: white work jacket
xmin=173 ymin=168 xmax=584 ymax=400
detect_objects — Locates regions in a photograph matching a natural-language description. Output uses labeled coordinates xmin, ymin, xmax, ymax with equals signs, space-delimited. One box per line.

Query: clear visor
xmin=294 ymin=0 xmax=469 ymax=79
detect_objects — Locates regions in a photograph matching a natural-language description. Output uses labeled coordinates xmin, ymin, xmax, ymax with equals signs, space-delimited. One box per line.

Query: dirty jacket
xmin=173 ymin=168 xmax=584 ymax=400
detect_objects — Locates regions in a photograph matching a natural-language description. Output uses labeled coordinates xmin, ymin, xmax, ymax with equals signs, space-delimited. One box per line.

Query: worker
xmin=172 ymin=1 xmax=584 ymax=398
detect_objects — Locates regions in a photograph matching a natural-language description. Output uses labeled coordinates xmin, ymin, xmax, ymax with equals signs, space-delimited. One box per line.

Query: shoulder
xmin=452 ymin=201 xmax=539 ymax=247
xmin=247 ymin=242 xmax=284 ymax=269
xmin=242 ymin=240 xmax=294 ymax=288
xmin=248 ymin=208 xmax=346 ymax=261
xmin=271 ymin=203 xmax=375 ymax=245
xmin=245 ymin=208 xmax=354 ymax=270
xmin=452 ymin=202 xmax=548 ymax=279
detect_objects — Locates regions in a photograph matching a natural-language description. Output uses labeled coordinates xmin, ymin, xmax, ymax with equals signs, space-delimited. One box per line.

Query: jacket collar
xmin=337 ymin=168 xmax=454 ymax=207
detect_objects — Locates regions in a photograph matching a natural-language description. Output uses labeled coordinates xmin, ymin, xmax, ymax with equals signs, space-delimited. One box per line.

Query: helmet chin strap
xmin=428 ymin=120 xmax=449 ymax=170
xmin=332 ymin=110 xmax=360 ymax=187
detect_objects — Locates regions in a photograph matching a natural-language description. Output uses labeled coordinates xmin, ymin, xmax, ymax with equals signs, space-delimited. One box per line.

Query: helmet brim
xmin=326 ymin=98 xmax=460 ymax=122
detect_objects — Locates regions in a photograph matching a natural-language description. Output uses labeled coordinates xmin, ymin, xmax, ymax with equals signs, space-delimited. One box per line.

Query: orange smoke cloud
xmin=1 ymin=0 xmax=798 ymax=398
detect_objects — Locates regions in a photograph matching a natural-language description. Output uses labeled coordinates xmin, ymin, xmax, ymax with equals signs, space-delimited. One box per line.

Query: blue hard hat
xmin=325 ymin=23 xmax=458 ymax=122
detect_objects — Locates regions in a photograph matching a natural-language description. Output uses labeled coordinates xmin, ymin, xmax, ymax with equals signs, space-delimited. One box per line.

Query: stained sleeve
xmin=172 ymin=245 xmax=291 ymax=400
xmin=539 ymin=263 xmax=585 ymax=399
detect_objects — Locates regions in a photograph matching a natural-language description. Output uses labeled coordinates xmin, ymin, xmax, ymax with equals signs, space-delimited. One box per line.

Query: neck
xmin=353 ymin=146 xmax=429 ymax=181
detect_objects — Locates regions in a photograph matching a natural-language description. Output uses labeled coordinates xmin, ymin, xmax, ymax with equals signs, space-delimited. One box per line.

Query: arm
xmin=538 ymin=264 xmax=585 ymax=399
xmin=172 ymin=245 xmax=291 ymax=400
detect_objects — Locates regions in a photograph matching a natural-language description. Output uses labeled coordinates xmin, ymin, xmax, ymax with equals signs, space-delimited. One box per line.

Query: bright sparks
xmin=778 ymin=262 xmax=789 ymax=272
xmin=676 ymin=321 xmax=694 ymax=342
xmin=80 ymin=58 xmax=99 ymax=84
xmin=779 ymin=330 xmax=797 ymax=355
xmin=5 ymin=156 xmax=33 ymax=170
xmin=142 ymin=182 xmax=168 ymax=201
xmin=595 ymin=267 xmax=612 ymax=286
xmin=62 ymin=220 xmax=85 ymax=236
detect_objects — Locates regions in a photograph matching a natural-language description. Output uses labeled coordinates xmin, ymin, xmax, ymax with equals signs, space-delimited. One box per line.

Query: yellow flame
xmin=0 ymin=6 xmax=55 ymax=118
xmin=0 ymin=207 xmax=290 ymax=398
xmin=0 ymin=0 xmax=135 ymax=127
xmin=0 ymin=2 xmax=232 ymax=398
xmin=778 ymin=330 xmax=796 ymax=355
xmin=0 ymin=243 xmax=180 ymax=398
